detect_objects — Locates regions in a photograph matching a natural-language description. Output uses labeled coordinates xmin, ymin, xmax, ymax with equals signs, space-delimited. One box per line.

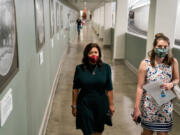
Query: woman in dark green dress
xmin=72 ymin=43 xmax=114 ymax=135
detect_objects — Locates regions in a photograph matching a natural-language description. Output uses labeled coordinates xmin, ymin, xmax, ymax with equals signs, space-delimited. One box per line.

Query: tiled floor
xmin=45 ymin=22 xmax=180 ymax=135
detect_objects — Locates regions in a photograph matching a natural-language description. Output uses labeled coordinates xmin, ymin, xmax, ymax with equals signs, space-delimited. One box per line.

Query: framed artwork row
xmin=0 ymin=0 xmax=64 ymax=92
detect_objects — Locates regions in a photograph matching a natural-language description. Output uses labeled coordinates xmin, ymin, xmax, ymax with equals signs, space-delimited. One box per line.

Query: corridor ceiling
xmin=66 ymin=0 xmax=115 ymax=11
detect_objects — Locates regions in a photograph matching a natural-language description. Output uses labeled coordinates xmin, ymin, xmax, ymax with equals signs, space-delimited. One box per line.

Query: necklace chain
xmin=92 ymin=66 xmax=97 ymax=75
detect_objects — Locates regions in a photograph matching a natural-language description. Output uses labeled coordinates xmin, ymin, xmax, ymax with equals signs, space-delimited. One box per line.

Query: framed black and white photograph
xmin=56 ymin=2 xmax=60 ymax=32
xmin=0 ymin=0 xmax=19 ymax=93
xmin=34 ymin=0 xmax=45 ymax=52
xmin=49 ymin=0 xmax=54 ymax=38
xmin=60 ymin=4 xmax=63 ymax=29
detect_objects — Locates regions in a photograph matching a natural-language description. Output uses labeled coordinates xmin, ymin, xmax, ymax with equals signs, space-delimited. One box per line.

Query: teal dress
xmin=73 ymin=63 xmax=113 ymax=135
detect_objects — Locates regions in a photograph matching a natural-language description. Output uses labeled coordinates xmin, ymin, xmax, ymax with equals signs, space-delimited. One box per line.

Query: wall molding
xmin=174 ymin=102 xmax=180 ymax=116
xmin=124 ymin=60 xmax=138 ymax=74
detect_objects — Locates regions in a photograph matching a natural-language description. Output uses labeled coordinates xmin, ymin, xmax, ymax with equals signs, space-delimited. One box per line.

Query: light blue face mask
xmin=155 ymin=48 xmax=168 ymax=58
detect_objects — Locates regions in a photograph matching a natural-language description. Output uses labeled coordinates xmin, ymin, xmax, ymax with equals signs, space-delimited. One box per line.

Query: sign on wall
xmin=0 ymin=88 xmax=13 ymax=127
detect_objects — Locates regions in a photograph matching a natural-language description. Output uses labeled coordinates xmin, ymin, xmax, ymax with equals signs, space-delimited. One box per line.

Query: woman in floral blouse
xmin=133 ymin=33 xmax=179 ymax=135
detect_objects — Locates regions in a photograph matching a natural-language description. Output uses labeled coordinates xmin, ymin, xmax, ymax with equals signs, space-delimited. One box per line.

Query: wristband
xmin=71 ymin=105 xmax=77 ymax=109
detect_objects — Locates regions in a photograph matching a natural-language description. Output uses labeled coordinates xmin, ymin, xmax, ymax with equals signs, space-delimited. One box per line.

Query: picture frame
xmin=0 ymin=0 xmax=19 ymax=93
xmin=49 ymin=0 xmax=54 ymax=38
xmin=56 ymin=2 xmax=60 ymax=33
xmin=34 ymin=0 xmax=45 ymax=52
xmin=60 ymin=4 xmax=63 ymax=29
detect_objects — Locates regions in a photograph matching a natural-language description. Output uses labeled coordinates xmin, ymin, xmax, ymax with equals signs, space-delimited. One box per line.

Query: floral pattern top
xmin=141 ymin=59 xmax=173 ymax=131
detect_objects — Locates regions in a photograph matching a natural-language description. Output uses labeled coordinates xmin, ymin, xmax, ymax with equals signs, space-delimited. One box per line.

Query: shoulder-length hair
xmin=82 ymin=43 xmax=103 ymax=69
xmin=148 ymin=33 xmax=174 ymax=67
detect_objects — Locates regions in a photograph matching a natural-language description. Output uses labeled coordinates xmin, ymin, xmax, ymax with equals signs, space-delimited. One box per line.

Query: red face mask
xmin=88 ymin=55 xmax=99 ymax=63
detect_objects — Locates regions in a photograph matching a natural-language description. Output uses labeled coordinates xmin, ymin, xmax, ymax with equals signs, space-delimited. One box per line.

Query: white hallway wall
xmin=133 ymin=5 xmax=149 ymax=32
xmin=133 ymin=3 xmax=180 ymax=39
xmin=175 ymin=0 xmax=180 ymax=38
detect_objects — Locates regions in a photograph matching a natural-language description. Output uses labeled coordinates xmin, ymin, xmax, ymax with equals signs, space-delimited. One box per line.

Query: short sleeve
xmin=73 ymin=65 xmax=80 ymax=89
xmin=105 ymin=64 xmax=113 ymax=90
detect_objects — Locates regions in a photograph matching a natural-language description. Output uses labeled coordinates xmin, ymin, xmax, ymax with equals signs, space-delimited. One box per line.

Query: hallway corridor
xmin=45 ymin=23 xmax=180 ymax=135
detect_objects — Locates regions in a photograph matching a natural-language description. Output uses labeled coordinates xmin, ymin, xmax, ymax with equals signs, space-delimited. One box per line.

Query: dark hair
xmin=148 ymin=33 xmax=174 ymax=67
xmin=82 ymin=43 xmax=103 ymax=69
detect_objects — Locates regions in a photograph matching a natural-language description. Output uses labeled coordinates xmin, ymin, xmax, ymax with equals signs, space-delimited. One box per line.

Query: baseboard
xmin=174 ymin=102 xmax=180 ymax=116
xmin=103 ymin=45 xmax=111 ymax=49
xmin=38 ymin=46 xmax=69 ymax=135
xmin=99 ymin=38 xmax=103 ymax=41
xmin=111 ymin=59 xmax=124 ymax=66
xmin=124 ymin=60 xmax=138 ymax=75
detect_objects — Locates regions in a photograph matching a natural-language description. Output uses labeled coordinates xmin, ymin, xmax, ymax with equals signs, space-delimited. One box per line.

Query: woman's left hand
xmin=161 ymin=83 xmax=173 ymax=90
xmin=109 ymin=104 xmax=115 ymax=116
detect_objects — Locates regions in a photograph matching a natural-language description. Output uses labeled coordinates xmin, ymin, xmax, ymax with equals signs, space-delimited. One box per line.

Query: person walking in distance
xmin=76 ymin=17 xmax=82 ymax=36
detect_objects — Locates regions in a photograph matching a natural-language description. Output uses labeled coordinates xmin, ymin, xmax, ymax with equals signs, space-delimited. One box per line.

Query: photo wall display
xmin=60 ymin=4 xmax=63 ymax=29
xmin=0 ymin=0 xmax=19 ymax=93
xmin=56 ymin=2 xmax=60 ymax=33
xmin=34 ymin=0 xmax=45 ymax=52
xmin=49 ymin=0 xmax=54 ymax=38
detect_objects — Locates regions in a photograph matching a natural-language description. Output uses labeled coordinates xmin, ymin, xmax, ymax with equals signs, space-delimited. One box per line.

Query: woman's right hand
xmin=109 ymin=104 xmax=115 ymax=116
xmin=72 ymin=108 xmax=77 ymax=117
xmin=132 ymin=107 xmax=141 ymax=121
